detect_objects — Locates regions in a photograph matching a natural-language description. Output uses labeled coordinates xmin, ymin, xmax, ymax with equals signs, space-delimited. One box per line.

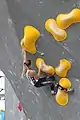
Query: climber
xmin=25 ymin=61 xmax=56 ymax=88
xmin=21 ymin=47 xmax=57 ymax=94
xmin=21 ymin=49 xmax=56 ymax=91
xmin=21 ymin=48 xmax=74 ymax=95
xmin=21 ymin=39 xmax=39 ymax=77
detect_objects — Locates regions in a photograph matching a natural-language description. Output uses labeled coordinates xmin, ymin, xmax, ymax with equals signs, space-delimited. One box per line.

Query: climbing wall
xmin=0 ymin=0 xmax=80 ymax=120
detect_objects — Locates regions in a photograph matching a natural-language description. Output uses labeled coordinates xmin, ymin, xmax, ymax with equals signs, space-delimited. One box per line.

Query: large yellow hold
xmin=56 ymin=8 xmax=80 ymax=29
xmin=45 ymin=18 xmax=67 ymax=42
xmin=55 ymin=89 xmax=68 ymax=106
xmin=55 ymin=59 xmax=71 ymax=77
xmin=55 ymin=78 xmax=71 ymax=106
xmin=20 ymin=25 xmax=40 ymax=54
xmin=59 ymin=78 xmax=71 ymax=89
xmin=36 ymin=58 xmax=55 ymax=75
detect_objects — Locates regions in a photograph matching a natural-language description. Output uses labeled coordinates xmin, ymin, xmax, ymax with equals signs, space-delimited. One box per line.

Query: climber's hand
xmin=39 ymin=62 xmax=43 ymax=70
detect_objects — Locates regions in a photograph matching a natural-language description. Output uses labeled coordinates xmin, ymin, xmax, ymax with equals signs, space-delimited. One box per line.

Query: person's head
xmin=24 ymin=60 xmax=31 ymax=69
xmin=27 ymin=69 xmax=36 ymax=77
xmin=27 ymin=60 xmax=31 ymax=68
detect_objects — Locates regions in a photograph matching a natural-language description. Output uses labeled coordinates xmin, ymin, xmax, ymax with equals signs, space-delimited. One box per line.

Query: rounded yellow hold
xmin=55 ymin=89 xmax=68 ymax=106
xmin=55 ymin=59 xmax=71 ymax=77
xmin=59 ymin=78 xmax=71 ymax=89
xmin=20 ymin=25 xmax=40 ymax=54
xmin=36 ymin=58 xmax=55 ymax=75
xmin=56 ymin=8 xmax=80 ymax=29
xmin=45 ymin=18 xmax=67 ymax=42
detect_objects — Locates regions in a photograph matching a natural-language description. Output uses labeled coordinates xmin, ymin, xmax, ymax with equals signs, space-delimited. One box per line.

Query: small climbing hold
xmin=55 ymin=59 xmax=71 ymax=77
xmin=36 ymin=50 xmax=44 ymax=56
xmin=17 ymin=103 xmax=23 ymax=111
xmin=36 ymin=58 xmax=55 ymax=75
xmin=20 ymin=25 xmax=40 ymax=54
xmin=45 ymin=18 xmax=67 ymax=41
xmin=40 ymin=52 xmax=44 ymax=56
xmin=76 ymin=79 xmax=79 ymax=82
xmin=56 ymin=8 xmax=80 ymax=29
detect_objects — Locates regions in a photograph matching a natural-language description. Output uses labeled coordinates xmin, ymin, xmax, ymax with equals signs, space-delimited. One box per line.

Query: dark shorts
xmin=34 ymin=75 xmax=56 ymax=87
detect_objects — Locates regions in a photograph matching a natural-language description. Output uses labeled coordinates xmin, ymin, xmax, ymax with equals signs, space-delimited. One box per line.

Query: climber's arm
xmin=34 ymin=67 xmax=41 ymax=80
xmin=21 ymin=48 xmax=29 ymax=77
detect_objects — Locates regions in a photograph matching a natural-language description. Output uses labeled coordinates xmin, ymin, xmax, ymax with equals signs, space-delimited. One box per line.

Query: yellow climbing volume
xmin=36 ymin=58 xmax=55 ymax=75
xmin=20 ymin=25 xmax=40 ymax=54
xmin=56 ymin=8 xmax=80 ymax=29
xmin=45 ymin=18 xmax=67 ymax=41
xmin=55 ymin=59 xmax=71 ymax=77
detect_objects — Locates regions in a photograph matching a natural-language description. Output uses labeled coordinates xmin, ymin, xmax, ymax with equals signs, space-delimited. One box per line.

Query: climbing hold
xmin=36 ymin=50 xmax=44 ymax=56
xmin=36 ymin=58 xmax=55 ymax=75
xmin=55 ymin=59 xmax=71 ymax=77
xmin=20 ymin=26 xmax=40 ymax=54
xmin=59 ymin=78 xmax=71 ymax=89
xmin=56 ymin=8 xmax=80 ymax=29
xmin=28 ymin=118 xmax=31 ymax=120
xmin=17 ymin=103 xmax=23 ymax=111
xmin=45 ymin=18 xmax=67 ymax=41
xmin=55 ymin=89 xmax=68 ymax=106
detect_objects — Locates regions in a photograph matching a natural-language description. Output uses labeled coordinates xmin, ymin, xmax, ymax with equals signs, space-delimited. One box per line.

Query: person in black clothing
xmin=25 ymin=61 xmax=56 ymax=88
xmin=21 ymin=49 xmax=57 ymax=94
xmin=30 ymin=74 xmax=56 ymax=88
